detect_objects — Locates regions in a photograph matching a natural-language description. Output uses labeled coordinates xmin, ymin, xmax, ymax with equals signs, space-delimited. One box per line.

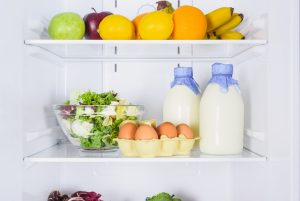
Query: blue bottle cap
xmin=212 ymin=63 xmax=233 ymax=76
xmin=171 ymin=67 xmax=200 ymax=95
xmin=174 ymin=67 xmax=193 ymax=78
xmin=208 ymin=63 xmax=239 ymax=92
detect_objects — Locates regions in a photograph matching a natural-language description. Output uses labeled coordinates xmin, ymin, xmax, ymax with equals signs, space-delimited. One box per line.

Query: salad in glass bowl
xmin=53 ymin=90 xmax=144 ymax=151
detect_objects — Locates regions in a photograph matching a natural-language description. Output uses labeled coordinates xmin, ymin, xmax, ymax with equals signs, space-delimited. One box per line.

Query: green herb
xmin=76 ymin=90 xmax=118 ymax=105
xmin=146 ymin=192 xmax=182 ymax=201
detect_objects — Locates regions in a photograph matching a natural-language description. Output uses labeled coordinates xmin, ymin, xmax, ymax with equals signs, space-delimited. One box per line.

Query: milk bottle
xmin=163 ymin=67 xmax=201 ymax=137
xmin=199 ymin=63 xmax=244 ymax=154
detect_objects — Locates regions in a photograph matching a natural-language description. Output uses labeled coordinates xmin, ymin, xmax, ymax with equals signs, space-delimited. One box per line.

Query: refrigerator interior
xmin=20 ymin=0 xmax=300 ymax=201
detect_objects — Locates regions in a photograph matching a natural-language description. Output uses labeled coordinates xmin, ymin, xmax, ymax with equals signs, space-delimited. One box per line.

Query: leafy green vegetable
xmin=62 ymin=90 xmax=141 ymax=150
xmin=79 ymin=118 xmax=123 ymax=149
xmin=76 ymin=90 xmax=118 ymax=105
xmin=146 ymin=192 xmax=182 ymax=201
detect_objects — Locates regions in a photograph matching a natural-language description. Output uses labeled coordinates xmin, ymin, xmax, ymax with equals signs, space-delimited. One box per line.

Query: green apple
xmin=48 ymin=12 xmax=85 ymax=40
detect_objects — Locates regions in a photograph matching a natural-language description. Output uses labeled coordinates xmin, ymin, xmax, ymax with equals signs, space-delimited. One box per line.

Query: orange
xmin=172 ymin=6 xmax=207 ymax=40
xmin=132 ymin=13 xmax=147 ymax=39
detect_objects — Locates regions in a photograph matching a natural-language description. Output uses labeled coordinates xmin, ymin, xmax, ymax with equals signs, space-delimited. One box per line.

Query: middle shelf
xmin=24 ymin=143 xmax=266 ymax=163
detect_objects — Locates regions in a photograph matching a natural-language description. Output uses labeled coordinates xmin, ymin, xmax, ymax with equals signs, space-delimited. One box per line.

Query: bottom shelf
xmin=24 ymin=143 xmax=266 ymax=163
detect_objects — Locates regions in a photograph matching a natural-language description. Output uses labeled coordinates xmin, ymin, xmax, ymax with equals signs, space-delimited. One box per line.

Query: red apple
xmin=83 ymin=8 xmax=112 ymax=40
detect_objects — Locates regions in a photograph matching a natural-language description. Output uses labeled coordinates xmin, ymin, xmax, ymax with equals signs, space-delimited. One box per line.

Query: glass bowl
xmin=53 ymin=104 xmax=144 ymax=151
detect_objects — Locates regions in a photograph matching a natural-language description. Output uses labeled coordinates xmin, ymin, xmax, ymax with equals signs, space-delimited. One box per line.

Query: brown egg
xmin=118 ymin=123 xmax=138 ymax=140
xmin=157 ymin=122 xmax=177 ymax=138
xmin=176 ymin=123 xmax=194 ymax=139
xmin=135 ymin=125 xmax=159 ymax=140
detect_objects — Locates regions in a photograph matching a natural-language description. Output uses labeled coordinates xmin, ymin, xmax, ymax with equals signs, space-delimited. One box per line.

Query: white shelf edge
xmin=24 ymin=157 xmax=267 ymax=163
xmin=23 ymin=143 xmax=267 ymax=163
xmin=24 ymin=39 xmax=267 ymax=45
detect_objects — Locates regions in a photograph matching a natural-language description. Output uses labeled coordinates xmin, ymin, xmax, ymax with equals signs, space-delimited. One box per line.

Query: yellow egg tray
xmin=117 ymin=137 xmax=199 ymax=157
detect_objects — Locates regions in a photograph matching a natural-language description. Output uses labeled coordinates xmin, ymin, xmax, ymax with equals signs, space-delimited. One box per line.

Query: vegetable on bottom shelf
xmin=48 ymin=190 xmax=102 ymax=201
xmin=146 ymin=192 xmax=182 ymax=201
xmin=48 ymin=191 xmax=183 ymax=201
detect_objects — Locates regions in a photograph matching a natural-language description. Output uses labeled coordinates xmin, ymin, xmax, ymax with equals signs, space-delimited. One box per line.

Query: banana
xmin=217 ymin=31 xmax=245 ymax=40
xmin=206 ymin=7 xmax=234 ymax=32
xmin=205 ymin=32 xmax=218 ymax=40
xmin=213 ymin=13 xmax=244 ymax=36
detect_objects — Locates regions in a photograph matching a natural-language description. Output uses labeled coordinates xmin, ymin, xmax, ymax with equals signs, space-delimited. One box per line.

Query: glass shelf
xmin=24 ymin=39 xmax=267 ymax=60
xmin=24 ymin=143 xmax=266 ymax=163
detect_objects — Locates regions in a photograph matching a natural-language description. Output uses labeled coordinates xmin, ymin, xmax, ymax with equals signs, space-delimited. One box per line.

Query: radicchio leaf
xmin=68 ymin=197 xmax=85 ymax=201
xmin=71 ymin=191 xmax=102 ymax=201
xmin=48 ymin=191 xmax=62 ymax=201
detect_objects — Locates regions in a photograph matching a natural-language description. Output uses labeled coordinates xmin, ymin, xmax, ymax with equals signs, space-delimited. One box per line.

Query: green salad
xmin=59 ymin=90 xmax=142 ymax=150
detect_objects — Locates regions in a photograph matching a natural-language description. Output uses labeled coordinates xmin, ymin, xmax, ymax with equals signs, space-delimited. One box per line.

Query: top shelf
xmin=24 ymin=39 xmax=267 ymax=60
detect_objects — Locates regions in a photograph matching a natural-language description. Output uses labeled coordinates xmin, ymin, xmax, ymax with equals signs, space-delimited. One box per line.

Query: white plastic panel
xmin=23 ymin=164 xmax=62 ymax=201
xmin=23 ymin=47 xmax=66 ymax=156
xmin=234 ymin=54 xmax=267 ymax=155
xmin=65 ymin=61 xmax=103 ymax=95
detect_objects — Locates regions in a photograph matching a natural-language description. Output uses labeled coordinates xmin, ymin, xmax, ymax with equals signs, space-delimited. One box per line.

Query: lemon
xmin=99 ymin=15 xmax=134 ymax=40
xmin=139 ymin=11 xmax=174 ymax=40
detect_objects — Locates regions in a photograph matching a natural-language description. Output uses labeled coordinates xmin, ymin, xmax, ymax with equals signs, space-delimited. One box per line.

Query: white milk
xmin=163 ymin=85 xmax=200 ymax=137
xmin=199 ymin=84 xmax=244 ymax=155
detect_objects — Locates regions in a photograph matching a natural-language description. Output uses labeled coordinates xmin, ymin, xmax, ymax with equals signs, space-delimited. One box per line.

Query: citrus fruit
xmin=172 ymin=6 xmax=207 ymax=40
xmin=132 ymin=13 xmax=148 ymax=39
xmin=48 ymin=12 xmax=85 ymax=40
xmin=98 ymin=15 xmax=135 ymax=40
xmin=139 ymin=11 xmax=173 ymax=40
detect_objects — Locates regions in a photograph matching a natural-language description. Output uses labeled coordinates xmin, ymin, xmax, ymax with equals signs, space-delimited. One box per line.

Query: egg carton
xmin=117 ymin=137 xmax=199 ymax=157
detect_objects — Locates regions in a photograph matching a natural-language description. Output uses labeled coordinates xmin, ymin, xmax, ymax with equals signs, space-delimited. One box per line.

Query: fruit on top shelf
xmin=98 ymin=14 xmax=135 ymax=40
xmin=156 ymin=1 xmax=175 ymax=13
xmin=213 ymin=13 xmax=244 ymax=36
xmin=205 ymin=8 xmax=245 ymax=40
xmin=47 ymin=3 xmax=247 ymax=41
xmin=133 ymin=1 xmax=174 ymax=40
xmin=83 ymin=8 xmax=112 ymax=40
xmin=48 ymin=190 xmax=102 ymax=201
xmin=204 ymin=32 xmax=218 ymax=40
xmin=48 ymin=12 xmax=85 ymax=40
xmin=138 ymin=1 xmax=174 ymax=40
xmin=172 ymin=5 xmax=207 ymax=40
xmin=218 ymin=31 xmax=245 ymax=40
xmin=146 ymin=192 xmax=182 ymax=201
xmin=132 ymin=13 xmax=147 ymax=39
xmin=206 ymin=7 xmax=234 ymax=32
xmin=139 ymin=11 xmax=174 ymax=40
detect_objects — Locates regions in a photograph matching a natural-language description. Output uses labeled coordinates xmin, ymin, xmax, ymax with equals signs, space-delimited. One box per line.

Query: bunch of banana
xmin=205 ymin=7 xmax=245 ymax=40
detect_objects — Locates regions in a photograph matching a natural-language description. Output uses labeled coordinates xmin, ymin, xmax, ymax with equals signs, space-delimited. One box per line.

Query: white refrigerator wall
xmin=0 ymin=0 xmax=23 ymax=200
xmin=17 ymin=0 xmax=300 ymax=201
